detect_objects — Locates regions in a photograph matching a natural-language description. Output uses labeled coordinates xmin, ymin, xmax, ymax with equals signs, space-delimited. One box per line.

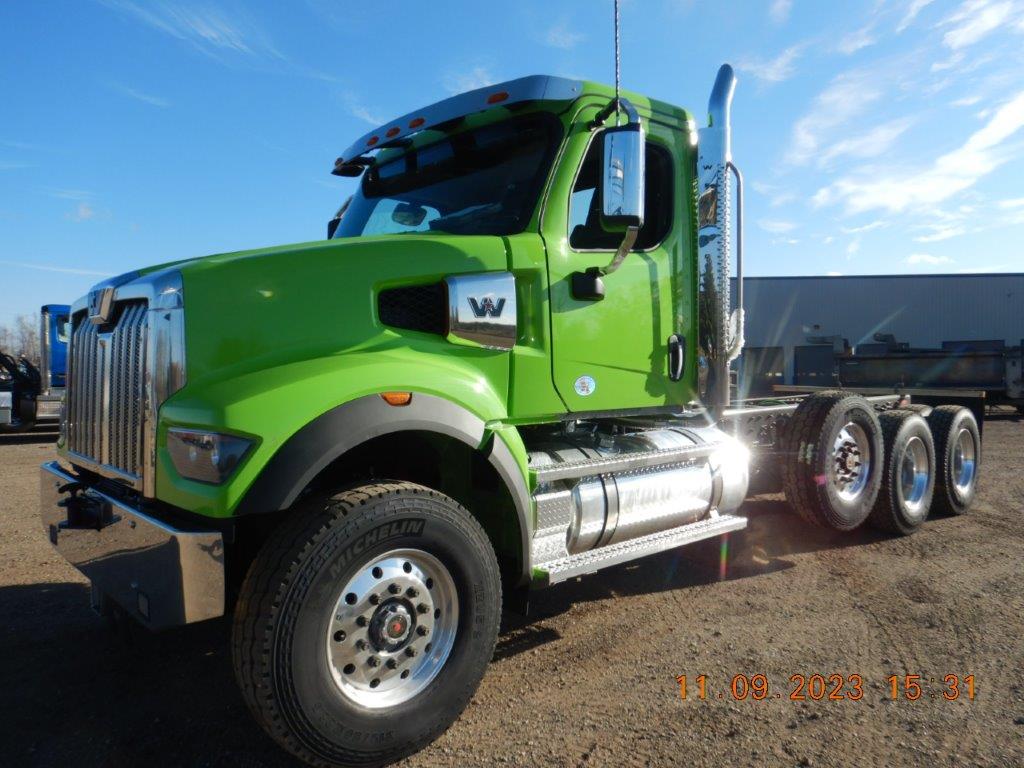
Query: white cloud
xmin=813 ymin=90 xmax=1024 ymax=215
xmin=68 ymin=202 xmax=96 ymax=222
xmin=347 ymin=101 xmax=385 ymax=126
xmin=941 ymin=0 xmax=1015 ymax=50
xmin=847 ymin=240 xmax=860 ymax=256
xmin=758 ymin=219 xmax=797 ymax=234
xmin=997 ymin=197 xmax=1024 ymax=208
xmin=786 ymin=71 xmax=883 ymax=165
xmin=544 ymin=21 xmax=584 ymax=50
xmin=819 ymin=117 xmax=914 ymax=167
xmin=45 ymin=188 xmax=92 ymax=201
xmin=99 ymin=0 xmax=282 ymax=59
xmin=841 ymin=221 xmax=887 ymax=234
xmin=837 ymin=25 xmax=877 ymax=55
xmin=770 ymin=0 xmax=793 ymax=24
xmin=110 ymin=82 xmax=170 ymax=108
xmin=906 ymin=253 xmax=954 ymax=264
xmin=751 ymin=180 xmax=796 ymax=207
xmin=0 ymin=260 xmax=113 ymax=277
xmin=951 ymin=95 xmax=982 ymax=107
xmin=736 ymin=46 xmax=801 ymax=83
xmin=897 ymin=0 xmax=936 ymax=32
xmin=443 ymin=66 xmax=494 ymax=95
xmin=914 ymin=224 xmax=967 ymax=242
xmin=827 ymin=270 xmax=843 ymax=276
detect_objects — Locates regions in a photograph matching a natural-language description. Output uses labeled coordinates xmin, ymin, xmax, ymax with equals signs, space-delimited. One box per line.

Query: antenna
xmin=614 ymin=0 xmax=621 ymax=124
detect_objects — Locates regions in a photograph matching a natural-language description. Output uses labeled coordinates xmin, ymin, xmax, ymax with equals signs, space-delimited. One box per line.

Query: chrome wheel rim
xmin=899 ymin=436 xmax=930 ymax=518
xmin=952 ymin=427 xmax=976 ymax=495
xmin=832 ymin=422 xmax=871 ymax=501
xmin=326 ymin=548 xmax=458 ymax=709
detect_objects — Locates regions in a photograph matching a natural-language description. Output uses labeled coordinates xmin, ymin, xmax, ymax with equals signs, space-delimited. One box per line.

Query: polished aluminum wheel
xmin=899 ymin=435 xmax=930 ymax=518
xmin=832 ymin=422 xmax=872 ymax=501
xmin=952 ymin=427 xmax=977 ymax=495
xmin=326 ymin=548 xmax=458 ymax=709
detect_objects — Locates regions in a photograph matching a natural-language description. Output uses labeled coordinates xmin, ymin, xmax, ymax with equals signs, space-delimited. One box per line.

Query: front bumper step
xmin=40 ymin=460 xmax=225 ymax=630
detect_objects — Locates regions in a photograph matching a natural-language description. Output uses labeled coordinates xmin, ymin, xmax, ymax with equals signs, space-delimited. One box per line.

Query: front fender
xmin=155 ymin=350 xmax=529 ymax=530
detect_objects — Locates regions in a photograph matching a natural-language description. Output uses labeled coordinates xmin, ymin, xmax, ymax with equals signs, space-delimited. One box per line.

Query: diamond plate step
xmin=533 ymin=513 xmax=747 ymax=586
xmin=530 ymin=443 xmax=716 ymax=485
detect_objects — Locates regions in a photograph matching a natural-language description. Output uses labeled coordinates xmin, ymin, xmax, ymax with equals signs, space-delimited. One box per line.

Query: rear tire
xmin=927 ymin=406 xmax=981 ymax=516
xmin=781 ymin=392 xmax=884 ymax=530
xmin=232 ymin=482 xmax=501 ymax=768
xmin=867 ymin=411 xmax=935 ymax=535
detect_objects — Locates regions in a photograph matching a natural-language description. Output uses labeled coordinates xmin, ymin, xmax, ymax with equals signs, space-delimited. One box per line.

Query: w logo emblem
xmin=467 ymin=296 xmax=506 ymax=318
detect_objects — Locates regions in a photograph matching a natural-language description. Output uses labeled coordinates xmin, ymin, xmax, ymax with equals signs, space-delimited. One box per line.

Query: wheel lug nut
xmin=406 ymin=587 xmax=419 ymax=598
xmin=355 ymin=639 xmax=367 ymax=651
xmin=367 ymin=656 xmax=380 ymax=667
xmin=369 ymin=593 xmax=380 ymax=605
xmin=416 ymin=625 xmax=428 ymax=636
xmin=386 ymin=658 xmax=398 ymax=669
xmin=388 ymin=584 xmax=400 ymax=595
xmin=333 ymin=630 xmax=346 ymax=642
xmin=405 ymin=647 xmax=417 ymax=658
xmin=416 ymin=603 xmax=428 ymax=614
xmin=356 ymin=616 xmax=367 ymax=627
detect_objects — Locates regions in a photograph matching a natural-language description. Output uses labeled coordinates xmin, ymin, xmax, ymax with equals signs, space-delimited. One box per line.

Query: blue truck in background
xmin=0 ymin=304 xmax=70 ymax=431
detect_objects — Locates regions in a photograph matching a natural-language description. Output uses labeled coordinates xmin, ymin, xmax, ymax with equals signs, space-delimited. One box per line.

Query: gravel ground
xmin=1 ymin=416 xmax=1022 ymax=768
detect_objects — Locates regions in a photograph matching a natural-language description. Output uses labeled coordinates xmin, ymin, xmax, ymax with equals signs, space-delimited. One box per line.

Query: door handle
xmin=668 ymin=334 xmax=685 ymax=382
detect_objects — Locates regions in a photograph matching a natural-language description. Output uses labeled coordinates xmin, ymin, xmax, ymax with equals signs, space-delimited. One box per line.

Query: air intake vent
xmin=378 ymin=283 xmax=447 ymax=336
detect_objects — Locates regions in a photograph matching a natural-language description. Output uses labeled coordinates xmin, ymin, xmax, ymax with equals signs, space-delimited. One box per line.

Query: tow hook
xmin=57 ymin=484 xmax=118 ymax=531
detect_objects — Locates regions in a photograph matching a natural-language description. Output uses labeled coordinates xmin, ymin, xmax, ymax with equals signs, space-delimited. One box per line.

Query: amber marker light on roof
xmin=381 ymin=392 xmax=413 ymax=406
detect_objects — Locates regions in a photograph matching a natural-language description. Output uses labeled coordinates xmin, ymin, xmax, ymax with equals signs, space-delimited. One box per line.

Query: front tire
xmin=232 ymin=482 xmax=501 ymax=768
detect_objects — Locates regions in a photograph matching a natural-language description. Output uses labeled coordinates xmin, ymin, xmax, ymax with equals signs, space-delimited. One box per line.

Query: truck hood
xmin=164 ymin=234 xmax=511 ymax=386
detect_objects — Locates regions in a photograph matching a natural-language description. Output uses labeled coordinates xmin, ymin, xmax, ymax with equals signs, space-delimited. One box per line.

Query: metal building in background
xmin=735 ymin=273 xmax=1024 ymax=404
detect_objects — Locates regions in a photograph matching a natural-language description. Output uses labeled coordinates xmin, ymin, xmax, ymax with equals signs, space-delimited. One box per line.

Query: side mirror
xmin=599 ymin=122 xmax=645 ymax=232
xmin=391 ymin=201 xmax=427 ymax=228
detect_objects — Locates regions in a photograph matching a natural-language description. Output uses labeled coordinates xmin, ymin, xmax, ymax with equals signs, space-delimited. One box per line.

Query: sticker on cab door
xmin=574 ymin=375 xmax=596 ymax=396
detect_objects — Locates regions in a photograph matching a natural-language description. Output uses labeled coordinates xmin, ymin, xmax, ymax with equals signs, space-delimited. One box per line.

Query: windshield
xmin=333 ymin=113 xmax=562 ymax=238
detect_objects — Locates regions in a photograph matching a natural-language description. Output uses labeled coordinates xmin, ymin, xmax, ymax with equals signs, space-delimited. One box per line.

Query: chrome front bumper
xmin=40 ymin=461 xmax=225 ymax=630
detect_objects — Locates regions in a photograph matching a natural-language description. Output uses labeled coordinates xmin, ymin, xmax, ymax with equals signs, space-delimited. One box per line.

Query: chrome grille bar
xmin=66 ymin=302 xmax=148 ymax=482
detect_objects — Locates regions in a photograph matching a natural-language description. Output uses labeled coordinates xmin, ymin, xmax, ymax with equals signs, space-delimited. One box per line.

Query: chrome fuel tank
xmin=528 ymin=425 xmax=749 ymax=561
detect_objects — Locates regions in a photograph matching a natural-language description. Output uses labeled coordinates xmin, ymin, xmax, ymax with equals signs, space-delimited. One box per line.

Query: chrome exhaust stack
xmin=697 ymin=64 xmax=744 ymax=416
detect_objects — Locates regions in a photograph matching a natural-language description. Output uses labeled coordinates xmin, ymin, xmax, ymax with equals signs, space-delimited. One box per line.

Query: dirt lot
xmin=1 ymin=416 xmax=1022 ymax=768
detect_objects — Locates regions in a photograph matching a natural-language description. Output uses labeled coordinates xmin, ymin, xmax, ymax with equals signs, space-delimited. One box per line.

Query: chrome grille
xmin=67 ymin=302 xmax=148 ymax=479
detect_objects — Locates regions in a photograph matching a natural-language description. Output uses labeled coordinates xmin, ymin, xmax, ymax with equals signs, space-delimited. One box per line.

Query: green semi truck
xmin=41 ymin=65 xmax=982 ymax=767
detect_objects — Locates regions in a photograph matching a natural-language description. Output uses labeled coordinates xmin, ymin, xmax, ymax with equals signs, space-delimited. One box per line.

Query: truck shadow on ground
xmin=496 ymin=496 xmax=895 ymax=655
xmin=0 ymin=498 xmax=898 ymax=767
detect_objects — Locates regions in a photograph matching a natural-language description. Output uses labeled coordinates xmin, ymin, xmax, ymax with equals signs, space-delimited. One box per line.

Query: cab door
xmin=543 ymin=108 xmax=693 ymax=412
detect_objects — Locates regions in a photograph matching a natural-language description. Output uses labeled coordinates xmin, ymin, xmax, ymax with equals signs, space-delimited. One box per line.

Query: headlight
xmin=167 ymin=428 xmax=252 ymax=484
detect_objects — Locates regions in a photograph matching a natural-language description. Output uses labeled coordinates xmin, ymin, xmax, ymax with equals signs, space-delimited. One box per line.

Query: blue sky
xmin=2 ymin=0 xmax=1024 ymax=326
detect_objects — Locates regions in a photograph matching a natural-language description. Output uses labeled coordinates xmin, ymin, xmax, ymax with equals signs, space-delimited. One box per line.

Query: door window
xmin=568 ymin=137 xmax=673 ymax=251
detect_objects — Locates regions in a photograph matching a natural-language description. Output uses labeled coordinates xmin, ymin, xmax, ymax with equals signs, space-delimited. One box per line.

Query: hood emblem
xmin=88 ymin=286 xmax=115 ymax=325
xmin=467 ymin=296 xmax=506 ymax=319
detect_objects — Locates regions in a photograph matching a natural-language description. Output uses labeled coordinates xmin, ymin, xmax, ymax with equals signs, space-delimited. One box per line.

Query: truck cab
xmin=40 ymin=68 xmax=981 ymax=768
xmin=0 ymin=303 xmax=69 ymax=431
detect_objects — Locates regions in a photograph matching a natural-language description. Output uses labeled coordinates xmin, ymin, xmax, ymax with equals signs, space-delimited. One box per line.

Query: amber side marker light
xmin=486 ymin=90 xmax=509 ymax=105
xmin=381 ymin=392 xmax=413 ymax=406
